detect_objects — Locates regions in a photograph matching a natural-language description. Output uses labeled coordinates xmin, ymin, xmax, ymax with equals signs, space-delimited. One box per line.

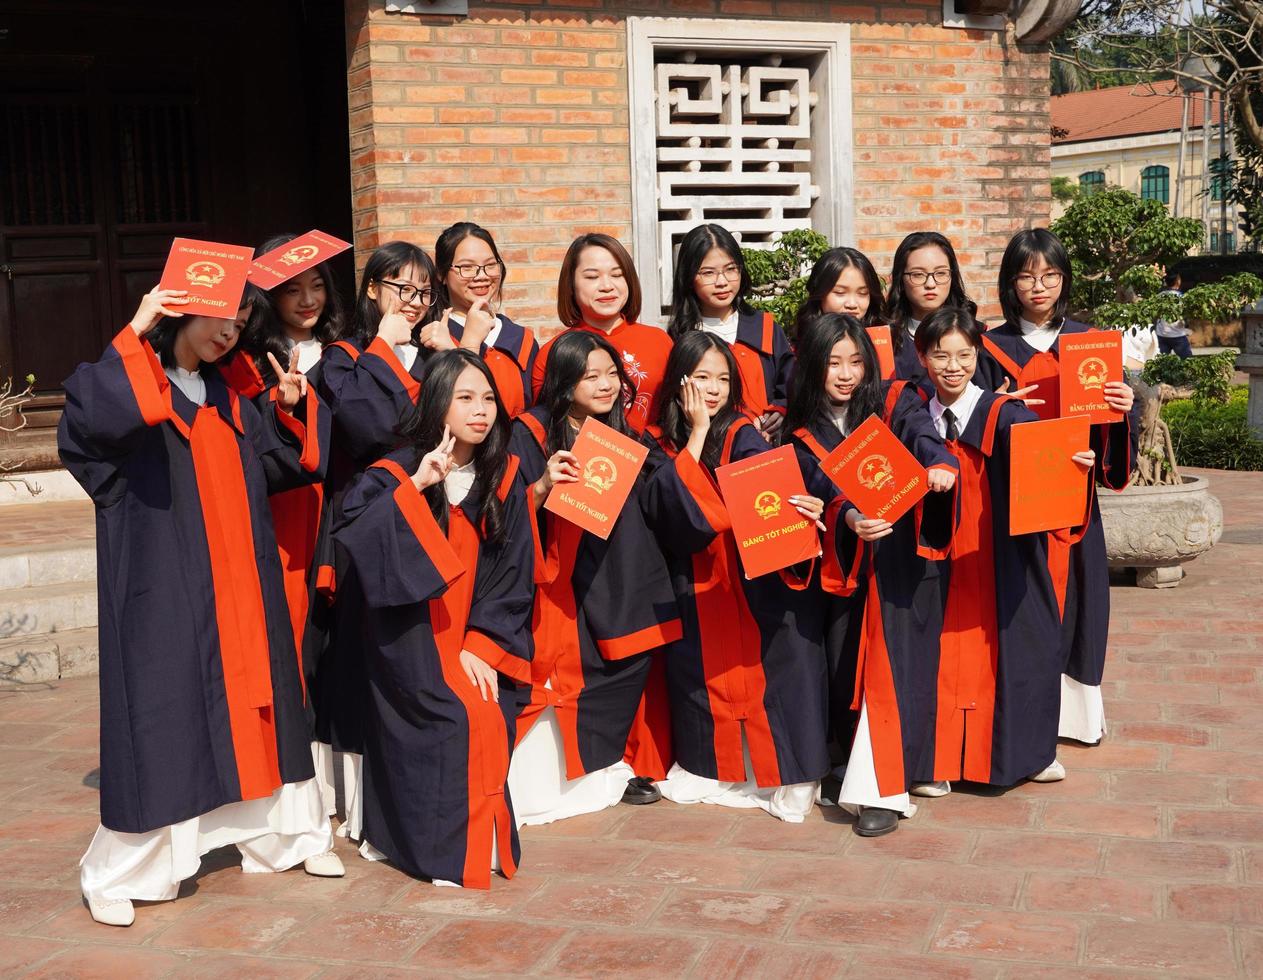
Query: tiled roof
xmin=1052 ymin=80 xmax=1225 ymax=144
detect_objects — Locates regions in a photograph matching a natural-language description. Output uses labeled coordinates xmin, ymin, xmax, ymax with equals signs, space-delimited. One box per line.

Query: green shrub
xmin=1142 ymin=350 xmax=1239 ymax=403
xmin=1162 ymin=386 xmax=1263 ymax=471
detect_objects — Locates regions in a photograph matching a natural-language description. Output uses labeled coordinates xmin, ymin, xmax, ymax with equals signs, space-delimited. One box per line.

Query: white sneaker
xmin=1031 ymin=760 xmax=1066 ymax=783
xmin=303 ymin=850 xmax=346 ymax=877
xmin=358 ymin=839 xmax=389 ymax=862
xmin=86 ymin=896 xmax=135 ymax=927
xmin=910 ymin=780 xmax=951 ymax=798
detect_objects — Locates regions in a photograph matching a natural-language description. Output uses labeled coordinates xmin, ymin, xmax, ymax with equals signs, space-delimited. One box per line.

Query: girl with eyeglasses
xmin=508 ymin=330 xmax=683 ymax=824
xmin=334 ymin=350 xmax=534 ymax=888
xmin=666 ymin=223 xmax=794 ymax=441
xmin=912 ymin=306 xmax=1091 ymax=795
xmin=978 ymin=228 xmax=1135 ymax=748
xmin=426 ymin=222 xmax=538 ymax=417
xmin=314 ymin=240 xmax=440 ymax=845
xmin=531 ymin=233 xmax=674 ymax=434
xmin=786 ymin=315 xmax=958 ymax=837
xmin=884 ymin=232 xmax=978 ymax=386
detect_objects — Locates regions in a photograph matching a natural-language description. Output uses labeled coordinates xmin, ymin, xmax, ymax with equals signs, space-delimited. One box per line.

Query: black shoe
xmin=621 ymin=776 xmax=661 ymax=805
xmin=855 ymin=806 xmax=899 ymax=837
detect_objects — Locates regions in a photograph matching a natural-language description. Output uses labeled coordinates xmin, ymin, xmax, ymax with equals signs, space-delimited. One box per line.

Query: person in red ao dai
xmin=60 ymin=283 xmax=342 ymax=928
xmin=914 ymin=307 xmax=1092 ymax=805
xmin=640 ymin=331 xmax=831 ymax=821
xmin=333 ymin=350 xmax=534 ymax=888
xmin=974 ymin=229 xmax=1135 ymax=747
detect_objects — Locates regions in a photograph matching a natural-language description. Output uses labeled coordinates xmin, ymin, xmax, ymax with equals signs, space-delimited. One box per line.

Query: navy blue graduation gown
xmin=443 ymin=314 xmax=538 ymax=418
xmin=508 ymin=408 xmax=683 ymax=778
xmin=821 ymin=381 xmax=959 ymax=797
xmin=333 ymin=449 xmax=534 ymax=888
xmin=58 ymin=327 xmax=321 ymax=833
xmin=931 ymin=390 xmax=1063 ymax=786
xmin=977 ymin=321 xmax=1135 ymax=688
xmin=639 ymin=417 xmax=828 ymax=787
xmin=726 ymin=310 xmax=795 ymax=418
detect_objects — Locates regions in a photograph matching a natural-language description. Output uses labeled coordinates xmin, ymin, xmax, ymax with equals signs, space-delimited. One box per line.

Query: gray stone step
xmin=0 ymin=579 xmax=97 ymax=639
xmin=0 ymin=539 xmax=96 ymax=591
xmin=0 ymin=626 xmax=98 ymax=683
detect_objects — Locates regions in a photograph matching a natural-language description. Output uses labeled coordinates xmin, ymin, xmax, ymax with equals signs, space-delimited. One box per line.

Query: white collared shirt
xmin=1018 ymin=316 xmax=1060 ymax=353
xmin=907 ymin=317 xmax=921 ymax=340
xmin=393 ymin=343 xmax=419 ymax=372
xmin=929 ymin=381 xmax=984 ymax=440
xmin=444 ymin=459 xmax=477 ymax=506
xmin=449 ymin=310 xmax=504 ymax=351
xmin=164 ymin=366 xmax=206 ymax=406
xmin=287 ymin=336 xmax=323 ymax=374
xmin=829 ymin=403 xmax=851 ymax=437
xmin=700 ymin=310 xmax=740 ymax=345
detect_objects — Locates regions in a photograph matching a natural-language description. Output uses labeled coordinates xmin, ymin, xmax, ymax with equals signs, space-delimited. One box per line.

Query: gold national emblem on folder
xmin=582 ymin=456 xmax=617 ymax=494
xmin=186 ymin=261 xmax=226 ymax=288
xmin=754 ymin=490 xmax=782 ymax=520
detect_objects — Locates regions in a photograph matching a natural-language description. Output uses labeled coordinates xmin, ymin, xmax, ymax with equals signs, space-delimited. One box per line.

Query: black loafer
xmin=855 ymin=806 xmax=899 ymax=837
xmin=621 ymin=776 xmax=661 ymax=805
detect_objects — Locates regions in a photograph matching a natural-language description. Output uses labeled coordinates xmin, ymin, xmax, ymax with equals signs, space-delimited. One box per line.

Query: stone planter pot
xmin=1099 ymin=475 xmax=1223 ymax=588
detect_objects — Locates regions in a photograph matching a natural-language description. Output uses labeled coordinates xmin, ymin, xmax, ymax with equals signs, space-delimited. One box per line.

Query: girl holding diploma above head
xmin=315 ymin=240 xmax=439 ymax=844
xmin=333 ymin=349 xmax=534 ymax=888
xmin=915 ymin=306 xmax=1091 ymax=793
xmin=508 ymin=330 xmax=683 ymax=824
xmin=639 ymin=330 xmax=830 ymax=822
xmin=884 ymin=232 xmax=978 ymax=387
xmin=666 ymin=223 xmax=794 ymax=440
xmin=975 ymin=229 xmax=1135 ymax=747
xmin=60 ymin=283 xmax=343 ymax=929
xmin=531 ymin=233 xmax=673 ymax=433
xmin=427 ymin=223 xmax=537 ymax=417
xmin=802 ymin=317 xmax=959 ymax=838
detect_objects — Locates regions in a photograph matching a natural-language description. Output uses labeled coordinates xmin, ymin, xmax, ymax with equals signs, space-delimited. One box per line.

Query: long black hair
xmin=885 ymin=231 xmax=976 ymax=352
xmin=535 ymin=330 xmax=632 ymax=456
xmin=656 ymin=331 xmax=745 ymax=470
xmin=243 ymin=233 xmax=346 ymax=383
xmin=398 ymin=349 xmax=510 ymax=545
xmin=783 ymin=313 xmax=885 ymax=439
xmin=434 ymin=221 xmax=507 ymax=314
xmin=347 ymin=240 xmax=438 ymax=349
xmin=997 ymin=228 xmax=1072 ymax=328
xmin=666 ymin=223 xmax=753 ymax=340
xmin=148 ymin=281 xmax=266 ymax=370
xmin=795 ymin=246 xmax=885 ymax=346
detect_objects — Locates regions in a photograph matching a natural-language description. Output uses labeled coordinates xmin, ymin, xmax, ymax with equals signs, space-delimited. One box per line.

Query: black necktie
xmin=943 ymin=408 xmax=960 ymax=441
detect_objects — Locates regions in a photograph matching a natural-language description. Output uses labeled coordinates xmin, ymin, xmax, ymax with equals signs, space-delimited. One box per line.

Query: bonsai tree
xmin=741 ymin=228 xmax=832 ymax=339
xmin=0 ymin=373 xmax=41 ymax=495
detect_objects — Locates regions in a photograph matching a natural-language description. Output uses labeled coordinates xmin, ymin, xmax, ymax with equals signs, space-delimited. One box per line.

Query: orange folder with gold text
xmin=1059 ymin=331 xmax=1123 ymax=424
xmin=158 ymin=238 xmax=254 ymax=318
xmin=866 ymin=325 xmax=896 ymax=381
xmin=248 ymin=230 xmax=353 ymax=288
xmin=820 ymin=415 xmax=928 ymax=525
xmin=544 ymin=417 xmax=648 ymax=540
xmin=1009 ymin=416 xmax=1092 ymax=535
xmin=716 ymin=444 xmax=821 ymax=579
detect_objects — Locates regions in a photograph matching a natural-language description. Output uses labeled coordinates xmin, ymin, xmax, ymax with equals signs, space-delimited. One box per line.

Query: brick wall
xmin=344 ymin=0 xmax=1051 ymax=334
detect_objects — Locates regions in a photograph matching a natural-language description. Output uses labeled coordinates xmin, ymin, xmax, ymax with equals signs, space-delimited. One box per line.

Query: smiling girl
xmin=794 ymin=247 xmax=886 ymax=349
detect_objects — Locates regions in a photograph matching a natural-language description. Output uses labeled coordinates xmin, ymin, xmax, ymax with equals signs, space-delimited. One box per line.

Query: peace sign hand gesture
xmin=267 ymin=349 xmax=308 ymax=413
xmin=413 ymin=424 xmax=457 ymax=491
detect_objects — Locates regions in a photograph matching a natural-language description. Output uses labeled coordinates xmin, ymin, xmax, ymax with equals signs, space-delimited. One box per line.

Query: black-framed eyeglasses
xmin=451 ymin=262 xmax=503 ymax=280
xmin=1013 ymin=272 xmax=1064 ymax=290
xmin=376 ymin=279 xmax=434 ymax=305
xmin=903 ymin=270 xmax=951 ymax=286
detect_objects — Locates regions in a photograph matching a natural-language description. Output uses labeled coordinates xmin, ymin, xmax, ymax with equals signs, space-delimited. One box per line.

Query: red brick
xmin=1168 ymin=884 xmax=1263 ymax=925
xmin=690 ymin=942 xmax=850 ymax=980
xmin=1084 ymin=921 xmax=1236 ymax=976
xmin=1040 ymin=801 xmax=1160 ymax=839
xmin=791 ymin=896 xmax=938 ymax=949
xmin=883 ymin=861 xmax=1021 ymax=908
xmin=550 ymin=928 xmax=705 ymax=977
xmin=654 ymin=888 xmax=798 ymax=937
xmin=25 ymin=946 xmax=187 ymax=980
xmin=971 ymin=832 xmax=1101 ymax=872
xmin=930 ymin=907 xmax=1081 ymax=963
xmin=521 ymin=880 xmax=665 ymax=926
xmin=1024 ymin=872 xmax=1159 ymax=918
xmin=1110 ymin=771 xmax=1223 ymax=805
xmin=410 ymin=918 xmax=567 ymax=973
xmin=1104 ymin=840 xmax=1235 ymax=881
xmin=1170 ymin=808 xmax=1263 ymax=843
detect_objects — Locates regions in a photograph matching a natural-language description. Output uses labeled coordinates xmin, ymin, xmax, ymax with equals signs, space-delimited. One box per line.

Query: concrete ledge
xmin=0 ymin=470 xmax=89 ymax=507
xmin=0 ymin=627 xmax=98 ymax=683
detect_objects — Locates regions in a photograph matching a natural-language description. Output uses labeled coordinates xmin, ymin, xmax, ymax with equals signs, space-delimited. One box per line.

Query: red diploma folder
xmin=866 ymin=325 xmax=896 ymax=381
xmin=1059 ymin=331 xmax=1123 ymax=424
xmin=1009 ymin=416 xmax=1092 ymax=535
xmin=820 ymin=415 xmax=928 ymax=526
xmin=158 ymin=238 xmax=254 ymax=318
xmin=544 ymin=417 xmax=648 ymax=540
xmin=248 ymin=230 xmax=353 ymax=289
xmin=716 ymin=444 xmax=821 ymax=579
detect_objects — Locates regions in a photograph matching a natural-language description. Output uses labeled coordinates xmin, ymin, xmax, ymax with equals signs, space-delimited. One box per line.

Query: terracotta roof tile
xmin=1052 ymin=80 xmax=1224 ymax=144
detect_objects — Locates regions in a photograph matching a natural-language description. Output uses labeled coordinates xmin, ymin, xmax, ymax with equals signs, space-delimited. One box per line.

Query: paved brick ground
xmin=1 ymin=468 xmax=1259 ymax=977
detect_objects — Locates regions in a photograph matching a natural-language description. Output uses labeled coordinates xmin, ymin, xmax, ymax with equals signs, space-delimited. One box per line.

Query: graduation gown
xmin=822 ymin=381 xmax=959 ymax=798
xmin=221 ymin=350 xmax=334 ymax=720
xmin=531 ymin=321 xmax=674 ymax=433
xmin=933 ymin=390 xmax=1065 ymax=786
xmin=723 ymin=310 xmax=795 ymax=418
xmin=977 ymin=321 xmax=1135 ymax=688
xmin=58 ymin=326 xmax=321 ymax=834
xmin=639 ymin=417 xmax=828 ymax=788
xmin=333 ymin=449 xmax=534 ymax=888
xmin=891 ymin=320 xmax=929 ymax=390
xmin=508 ymin=408 xmax=683 ymax=778
xmin=446 ymin=314 xmax=538 ymax=418
xmin=313 ymin=337 xmax=424 ymax=754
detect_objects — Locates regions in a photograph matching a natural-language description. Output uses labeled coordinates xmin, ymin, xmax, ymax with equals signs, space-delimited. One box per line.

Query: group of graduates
xmin=61 ymin=219 xmax=1135 ymax=927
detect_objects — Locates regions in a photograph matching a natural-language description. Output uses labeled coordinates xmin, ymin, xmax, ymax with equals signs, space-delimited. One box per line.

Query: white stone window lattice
xmin=628 ymin=18 xmax=854 ymax=321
